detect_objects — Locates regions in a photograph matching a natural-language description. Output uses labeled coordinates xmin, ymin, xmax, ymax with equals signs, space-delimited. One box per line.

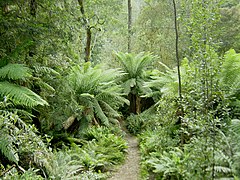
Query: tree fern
xmin=116 ymin=52 xmax=154 ymax=92
xmin=0 ymin=82 xmax=48 ymax=107
xmin=65 ymin=63 xmax=129 ymax=127
xmin=115 ymin=52 xmax=154 ymax=113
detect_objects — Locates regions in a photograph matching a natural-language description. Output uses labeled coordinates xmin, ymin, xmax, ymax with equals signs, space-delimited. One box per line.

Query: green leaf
xmin=0 ymin=82 xmax=48 ymax=107
xmin=0 ymin=136 xmax=19 ymax=164
xmin=0 ymin=63 xmax=32 ymax=80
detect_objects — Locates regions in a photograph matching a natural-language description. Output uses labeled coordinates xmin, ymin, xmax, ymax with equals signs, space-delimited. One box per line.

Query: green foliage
xmin=144 ymin=66 xmax=179 ymax=99
xmin=37 ymin=126 xmax=127 ymax=179
xmin=0 ymin=112 xmax=48 ymax=167
xmin=125 ymin=108 xmax=158 ymax=135
xmin=0 ymin=137 xmax=19 ymax=164
xmin=146 ymin=148 xmax=190 ymax=179
xmin=0 ymin=63 xmax=48 ymax=108
xmin=80 ymin=126 xmax=128 ymax=168
xmin=134 ymin=1 xmax=176 ymax=68
xmin=2 ymin=168 xmax=44 ymax=180
xmin=1 ymin=0 xmax=240 ymax=179
xmin=65 ymin=62 xmax=129 ymax=127
xmin=218 ymin=3 xmax=240 ymax=53
xmin=0 ymin=82 xmax=48 ymax=108
xmin=116 ymin=52 xmax=154 ymax=95
xmin=219 ymin=49 xmax=240 ymax=90
xmin=0 ymin=63 xmax=31 ymax=80
xmin=42 ymin=150 xmax=84 ymax=180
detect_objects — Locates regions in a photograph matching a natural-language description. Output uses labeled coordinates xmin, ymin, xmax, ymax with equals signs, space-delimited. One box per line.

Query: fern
xmin=0 ymin=136 xmax=19 ymax=164
xmin=0 ymin=63 xmax=31 ymax=81
xmin=33 ymin=65 xmax=60 ymax=76
xmin=230 ymin=119 xmax=240 ymax=135
xmin=116 ymin=52 xmax=154 ymax=95
xmin=213 ymin=166 xmax=232 ymax=174
xmin=220 ymin=49 xmax=240 ymax=90
xmin=65 ymin=63 xmax=129 ymax=127
xmin=0 ymin=82 xmax=48 ymax=107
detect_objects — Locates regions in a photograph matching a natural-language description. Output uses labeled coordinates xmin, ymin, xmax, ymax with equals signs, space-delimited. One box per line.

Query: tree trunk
xmin=172 ymin=0 xmax=184 ymax=145
xmin=129 ymin=93 xmax=136 ymax=114
xmin=78 ymin=0 xmax=92 ymax=62
xmin=85 ymin=27 xmax=92 ymax=62
xmin=136 ymin=96 xmax=141 ymax=114
xmin=30 ymin=0 xmax=37 ymax=17
xmin=172 ymin=0 xmax=182 ymax=100
xmin=127 ymin=0 xmax=132 ymax=53
xmin=129 ymin=93 xmax=141 ymax=114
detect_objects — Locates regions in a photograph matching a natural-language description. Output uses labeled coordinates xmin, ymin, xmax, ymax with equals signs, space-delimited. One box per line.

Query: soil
xmin=108 ymin=132 xmax=141 ymax=180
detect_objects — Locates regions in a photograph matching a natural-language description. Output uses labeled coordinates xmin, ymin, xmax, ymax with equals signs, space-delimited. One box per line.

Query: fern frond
xmin=213 ymin=166 xmax=232 ymax=174
xmin=66 ymin=62 xmax=129 ymax=126
xmin=98 ymin=100 xmax=120 ymax=118
xmin=35 ymin=80 xmax=55 ymax=92
xmin=0 ymin=63 xmax=31 ymax=80
xmin=0 ymin=81 xmax=48 ymax=107
xmin=0 ymin=136 xmax=19 ymax=164
xmin=92 ymin=99 xmax=109 ymax=126
xmin=220 ymin=49 xmax=240 ymax=90
xmin=33 ymin=65 xmax=60 ymax=76
xmin=231 ymin=119 xmax=240 ymax=134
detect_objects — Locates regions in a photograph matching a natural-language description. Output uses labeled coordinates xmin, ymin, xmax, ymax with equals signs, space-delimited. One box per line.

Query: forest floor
xmin=108 ymin=125 xmax=141 ymax=180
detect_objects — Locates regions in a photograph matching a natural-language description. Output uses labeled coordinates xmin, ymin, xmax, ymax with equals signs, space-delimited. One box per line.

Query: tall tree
xmin=78 ymin=0 xmax=92 ymax=62
xmin=128 ymin=0 xmax=132 ymax=53
xmin=172 ymin=0 xmax=182 ymax=100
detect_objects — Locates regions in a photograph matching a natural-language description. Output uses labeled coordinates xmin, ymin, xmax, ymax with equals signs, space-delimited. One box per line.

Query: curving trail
xmin=108 ymin=132 xmax=140 ymax=180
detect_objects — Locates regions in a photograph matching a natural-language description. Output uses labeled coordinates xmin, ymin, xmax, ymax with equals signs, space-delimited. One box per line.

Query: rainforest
xmin=0 ymin=0 xmax=240 ymax=179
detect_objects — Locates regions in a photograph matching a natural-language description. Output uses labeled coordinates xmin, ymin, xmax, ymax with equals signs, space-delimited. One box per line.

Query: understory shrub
xmin=46 ymin=126 xmax=127 ymax=179
xmin=125 ymin=107 xmax=159 ymax=135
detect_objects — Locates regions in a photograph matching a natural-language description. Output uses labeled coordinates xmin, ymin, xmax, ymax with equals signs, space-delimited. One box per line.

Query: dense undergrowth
xmin=0 ymin=115 xmax=127 ymax=179
xmin=1 ymin=1 xmax=240 ymax=179
xmin=124 ymin=49 xmax=240 ymax=179
xmin=1 ymin=48 xmax=240 ymax=179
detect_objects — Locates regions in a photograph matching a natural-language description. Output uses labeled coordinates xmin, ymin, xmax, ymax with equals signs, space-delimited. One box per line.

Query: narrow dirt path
xmin=108 ymin=132 xmax=141 ymax=180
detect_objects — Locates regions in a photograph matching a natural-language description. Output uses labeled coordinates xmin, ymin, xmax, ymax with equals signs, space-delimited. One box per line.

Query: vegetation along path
xmin=109 ymin=132 xmax=140 ymax=180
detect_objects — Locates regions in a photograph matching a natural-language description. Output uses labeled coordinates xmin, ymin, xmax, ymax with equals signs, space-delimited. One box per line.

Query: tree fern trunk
xmin=136 ymin=96 xmax=141 ymax=114
xmin=129 ymin=93 xmax=136 ymax=114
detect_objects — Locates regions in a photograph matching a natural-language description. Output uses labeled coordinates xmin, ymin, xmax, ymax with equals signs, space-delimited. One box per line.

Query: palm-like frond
xmin=0 ymin=82 xmax=48 ymax=107
xmin=144 ymin=68 xmax=179 ymax=99
xmin=0 ymin=63 xmax=31 ymax=80
xmin=219 ymin=49 xmax=240 ymax=90
xmin=0 ymin=136 xmax=19 ymax=164
xmin=230 ymin=119 xmax=240 ymax=135
xmin=66 ymin=63 xmax=129 ymax=126
xmin=116 ymin=52 xmax=154 ymax=78
xmin=0 ymin=62 xmax=48 ymax=108
xmin=116 ymin=52 xmax=154 ymax=95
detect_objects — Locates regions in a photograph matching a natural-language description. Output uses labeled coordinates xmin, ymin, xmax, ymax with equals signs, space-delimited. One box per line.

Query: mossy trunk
xmin=128 ymin=93 xmax=141 ymax=114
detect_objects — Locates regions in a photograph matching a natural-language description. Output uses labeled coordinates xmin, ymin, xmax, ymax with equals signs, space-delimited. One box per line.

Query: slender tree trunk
xmin=127 ymin=0 xmax=132 ymax=53
xmin=30 ymin=0 xmax=37 ymax=17
xmin=172 ymin=0 xmax=184 ymax=145
xmin=78 ymin=0 xmax=91 ymax=62
xmin=172 ymin=0 xmax=182 ymax=100
xmin=85 ymin=27 xmax=92 ymax=62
